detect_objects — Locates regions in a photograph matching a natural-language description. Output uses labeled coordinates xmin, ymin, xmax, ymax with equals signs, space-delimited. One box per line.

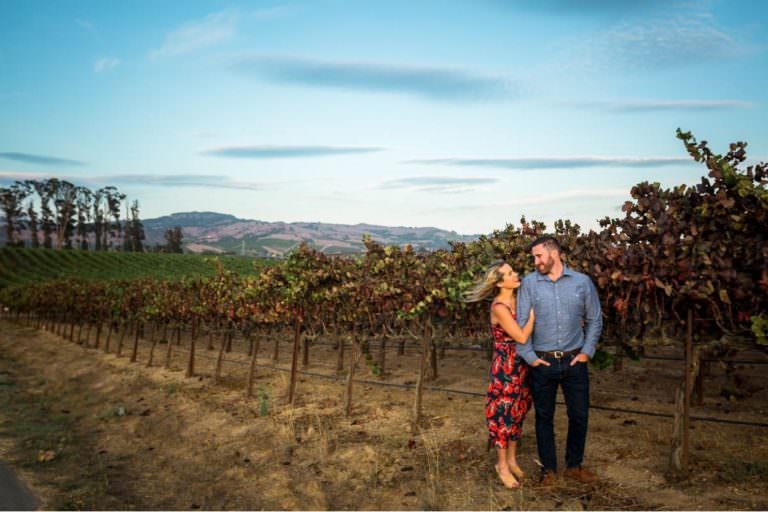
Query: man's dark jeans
xmin=530 ymin=352 xmax=589 ymax=472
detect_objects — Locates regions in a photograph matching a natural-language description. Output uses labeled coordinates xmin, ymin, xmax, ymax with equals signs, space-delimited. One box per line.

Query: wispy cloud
xmin=0 ymin=171 xmax=265 ymax=191
xmin=381 ymin=176 xmax=499 ymax=193
xmin=75 ymin=18 xmax=95 ymax=32
xmin=405 ymin=156 xmax=694 ymax=170
xmin=600 ymin=16 xmax=746 ymax=67
xmin=232 ymin=55 xmax=519 ymax=102
xmin=551 ymin=2 xmax=750 ymax=71
xmin=426 ymin=188 xmax=629 ymax=213
xmin=151 ymin=10 xmax=237 ymax=59
xmin=0 ymin=152 xmax=86 ymax=167
xmin=252 ymin=5 xmax=297 ymax=20
xmin=202 ymin=145 xmax=384 ymax=159
xmin=568 ymin=99 xmax=756 ymax=113
xmin=94 ymin=57 xmax=120 ymax=73
xmin=503 ymin=188 xmax=628 ymax=206
xmin=107 ymin=174 xmax=265 ymax=190
xmin=496 ymin=0 xmax=667 ymax=15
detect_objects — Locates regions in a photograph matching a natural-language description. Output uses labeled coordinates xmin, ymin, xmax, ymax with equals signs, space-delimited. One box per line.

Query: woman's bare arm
xmin=493 ymin=304 xmax=535 ymax=343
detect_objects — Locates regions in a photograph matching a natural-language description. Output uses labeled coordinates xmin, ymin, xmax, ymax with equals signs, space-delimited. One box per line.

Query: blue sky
xmin=1 ymin=0 xmax=766 ymax=234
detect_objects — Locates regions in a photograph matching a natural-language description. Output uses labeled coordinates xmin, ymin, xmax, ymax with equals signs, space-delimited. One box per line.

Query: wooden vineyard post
xmin=336 ymin=334 xmax=345 ymax=372
xmin=225 ymin=327 xmax=232 ymax=353
xmin=246 ymin=333 xmax=260 ymax=397
xmin=412 ymin=320 xmax=432 ymax=433
xmin=683 ymin=308 xmax=694 ymax=468
xmin=215 ymin=330 xmax=227 ymax=383
xmin=94 ymin=322 xmax=102 ymax=350
xmin=186 ymin=336 xmax=196 ymax=378
xmin=116 ymin=323 xmax=127 ymax=357
xmin=103 ymin=322 xmax=113 ymax=353
xmin=164 ymin=324 xmax=174 ymax=369
xmin=69 ymin=320 xmax=75 ymax=342
xmin=429 ymin=337 xmax=438 ymax=380
xmin=378 ymin=338 xmax=386 ymax=378
xmin=147 ymin=332 xmax=158 ymax=367
xmin=207 ymin=325 xmax=215 ymax=351
xmin=344 ymin=331 xmax=363 ymax=417
xmin=130 ymin=321 xmax=141 ymax=363
xmin=287 ymin=317 xmax=302 ymax=405
xmin=76 ymin=322 xmax=84 ymax=345
xmin=669 ymin=308 xmax=700 ymax=475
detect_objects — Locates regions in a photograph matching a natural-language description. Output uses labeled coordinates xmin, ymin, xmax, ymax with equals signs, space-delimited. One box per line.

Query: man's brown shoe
xmin=564 ymin=466 xmax=597 ymax=483
xmin=538 ymin=470 xmax=556 ymax=488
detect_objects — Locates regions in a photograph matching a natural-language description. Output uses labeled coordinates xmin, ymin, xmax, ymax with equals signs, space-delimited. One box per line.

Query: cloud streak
xmin=502 ymin=188 xmax=628 ymax=206
xmin=426 ymin=188 xmax=630 ymax=214
xmin=0 ymin=152 xmax=86 ymax=167
xmin=75 ymin=18 xmax=95 ymax=32
xmin=552 ymin=2 xmax=750 ymax=71
xmin=381 ymin=176 xmax=500 ymax=194
xmin=405 ymin=156 xmax=695 ymax=170
xmin=151 ymin=10 xmax=237 ymax=59
xmin=569 ymin=99 xmax=756 ymax=112
xmin=600 ymin=16 xmax=746 ymax=67
xmin=94 ymin=57 xmax=120 ymax=73
xmin=107 ymin=174 xmax=265 ymax=190
xmin=500 ymin=0 xmax=667 ymax=15
xmin=0 ymin=172 xmax=265 ymax=191
xmin=202 ymin=145 xmax=384 ymax=159
xmin=232 ymin=55 xmax=519 ymax=101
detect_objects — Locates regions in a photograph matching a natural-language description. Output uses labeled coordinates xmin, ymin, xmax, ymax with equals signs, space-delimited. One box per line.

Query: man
xmin=516 ymin=235 xmax=602 ymax=487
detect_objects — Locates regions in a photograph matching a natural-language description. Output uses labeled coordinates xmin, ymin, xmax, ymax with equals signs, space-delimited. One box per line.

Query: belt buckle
xmin=552 ymin=350 xmax=564 ymax=359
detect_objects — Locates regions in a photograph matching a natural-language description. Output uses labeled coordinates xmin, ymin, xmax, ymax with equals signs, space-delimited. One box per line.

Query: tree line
xmin=0 ymin=178 xmax=183 ymax=253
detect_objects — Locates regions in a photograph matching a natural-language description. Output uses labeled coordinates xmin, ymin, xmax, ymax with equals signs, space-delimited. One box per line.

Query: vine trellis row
xmin=1 ymin=130 xmax=766 ymax=475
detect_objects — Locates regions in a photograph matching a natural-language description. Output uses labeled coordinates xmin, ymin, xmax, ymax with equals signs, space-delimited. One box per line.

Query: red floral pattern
xmin=486 ymin=302 xmax=531 ymax=449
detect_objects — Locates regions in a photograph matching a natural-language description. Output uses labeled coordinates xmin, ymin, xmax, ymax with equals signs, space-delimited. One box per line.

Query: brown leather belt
xmin=536 ymin=348 xmax=581 ymax=360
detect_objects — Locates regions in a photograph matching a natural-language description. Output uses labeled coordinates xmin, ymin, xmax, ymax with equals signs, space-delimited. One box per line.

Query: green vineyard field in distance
xmin=0 ymin=247 xmax=271 ymax=288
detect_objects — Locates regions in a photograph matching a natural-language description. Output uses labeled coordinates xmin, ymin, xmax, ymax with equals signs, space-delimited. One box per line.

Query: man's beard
xmin=537 ymin=259 xmax=554 ymax=274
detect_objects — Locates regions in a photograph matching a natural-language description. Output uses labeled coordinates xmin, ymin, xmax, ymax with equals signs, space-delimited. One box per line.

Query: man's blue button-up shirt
xmin=516 ymin=265 xmax=602 ymax=365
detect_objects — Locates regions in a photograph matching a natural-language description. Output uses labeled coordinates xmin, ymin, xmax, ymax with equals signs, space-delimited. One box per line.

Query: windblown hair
xmin=463 ymin=260 xmax=506 ymax=303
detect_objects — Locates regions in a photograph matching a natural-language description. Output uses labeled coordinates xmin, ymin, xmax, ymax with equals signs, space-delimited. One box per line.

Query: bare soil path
xmin=0 ymin=319 xmax=766 ymax=510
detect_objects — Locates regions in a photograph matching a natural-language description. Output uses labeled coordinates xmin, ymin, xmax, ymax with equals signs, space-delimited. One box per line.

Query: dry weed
xmin=420 ymin=430 xmax=442 ymax=510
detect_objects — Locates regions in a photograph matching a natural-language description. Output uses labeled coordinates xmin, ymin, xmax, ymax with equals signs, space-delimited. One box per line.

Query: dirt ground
xmin=0 ymin=319 xmax=767 ymax=510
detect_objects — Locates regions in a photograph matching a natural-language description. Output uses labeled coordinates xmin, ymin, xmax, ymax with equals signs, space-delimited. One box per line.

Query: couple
xmin=467 ymin=236 xmax=603 ymax=489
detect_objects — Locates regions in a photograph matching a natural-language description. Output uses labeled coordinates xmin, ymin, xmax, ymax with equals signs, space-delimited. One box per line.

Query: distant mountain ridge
xmin=143 ymin=211 xmax=478 ymax=256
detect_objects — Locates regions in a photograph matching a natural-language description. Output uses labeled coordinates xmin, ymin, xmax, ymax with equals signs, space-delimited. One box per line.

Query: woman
xmin=466 ymin=260 xmax=534 ymax=489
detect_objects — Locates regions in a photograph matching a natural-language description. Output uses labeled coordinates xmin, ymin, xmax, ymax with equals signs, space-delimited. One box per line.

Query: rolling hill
xmin=143 ymin=212 xmax=478 ymax=256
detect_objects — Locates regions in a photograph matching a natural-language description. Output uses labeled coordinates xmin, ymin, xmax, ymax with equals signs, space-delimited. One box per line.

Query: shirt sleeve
xmin=581 ymin=276 xmax=602 ymax=358
xmin=515 ymin=278 xmax=538 ymax=364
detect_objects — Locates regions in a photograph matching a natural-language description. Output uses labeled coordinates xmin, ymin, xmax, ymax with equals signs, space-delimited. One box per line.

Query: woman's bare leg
xmin=495 ymin=446 xmax=519 ymax=488
xmin=506 ymin=440 xmax=525 ymax=479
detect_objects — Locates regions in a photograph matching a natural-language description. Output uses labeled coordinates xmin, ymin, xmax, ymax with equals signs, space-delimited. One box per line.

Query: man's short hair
xmin=529 ymin=235 xmax=561 ymax=253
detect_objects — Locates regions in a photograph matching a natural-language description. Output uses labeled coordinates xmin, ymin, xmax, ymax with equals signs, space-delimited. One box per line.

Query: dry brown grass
xmin=0 ymin=320 xmax=767 ymax=510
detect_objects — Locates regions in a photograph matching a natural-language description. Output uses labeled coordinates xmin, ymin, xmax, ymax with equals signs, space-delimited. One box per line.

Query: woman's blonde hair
xmin=464 ymin=260 xmax=507 ymax=303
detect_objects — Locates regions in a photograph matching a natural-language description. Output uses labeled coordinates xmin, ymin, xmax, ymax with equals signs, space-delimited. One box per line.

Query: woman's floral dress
xmin=486 ymin=301 xmax=532 ymax=449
